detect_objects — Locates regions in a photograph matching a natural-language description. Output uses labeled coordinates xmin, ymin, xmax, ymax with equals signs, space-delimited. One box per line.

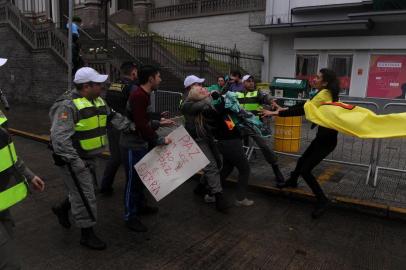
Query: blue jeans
xmin=123 ymin=147 xmax=148 ymax=221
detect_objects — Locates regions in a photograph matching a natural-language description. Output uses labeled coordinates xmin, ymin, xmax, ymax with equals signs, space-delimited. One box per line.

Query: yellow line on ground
xmin=317 ymin=164 xmax=342 ymax=184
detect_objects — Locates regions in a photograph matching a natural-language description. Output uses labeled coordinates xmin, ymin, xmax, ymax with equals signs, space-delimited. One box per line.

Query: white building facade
xmin=251 ymin=0 xmax=406 ymax=99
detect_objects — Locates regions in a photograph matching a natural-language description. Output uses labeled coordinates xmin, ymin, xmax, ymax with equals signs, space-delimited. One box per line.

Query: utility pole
xmin=67 ymin=0 xmax=73 ymax=90
xmin=103 ymin=0 xmax=111 ymax=51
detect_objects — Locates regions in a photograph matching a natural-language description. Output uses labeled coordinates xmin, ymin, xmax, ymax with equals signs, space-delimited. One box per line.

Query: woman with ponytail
xmin=260 ymin=68 xmax=340 ymax=218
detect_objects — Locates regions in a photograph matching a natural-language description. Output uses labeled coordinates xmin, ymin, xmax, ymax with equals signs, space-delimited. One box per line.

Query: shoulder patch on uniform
xmin=109 ymin=83 xmax=125 ymax=92
xmin=59 ymin=112 xmax=69 ymax=120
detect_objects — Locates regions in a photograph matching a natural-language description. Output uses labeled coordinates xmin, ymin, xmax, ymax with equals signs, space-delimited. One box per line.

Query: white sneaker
xmin=204 ymin=194 xmax=216 ymax=203
xmin=235 ymin=198 xmax=254 ymax=207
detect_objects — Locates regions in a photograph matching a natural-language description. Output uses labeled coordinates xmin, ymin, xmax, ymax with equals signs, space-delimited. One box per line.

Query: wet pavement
xmin=10 ymin=135 xmax=406 ymax=270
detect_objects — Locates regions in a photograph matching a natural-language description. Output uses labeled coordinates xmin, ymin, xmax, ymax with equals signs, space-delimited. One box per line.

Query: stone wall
xmin=0 ymin=24 xmax=68 ymax=106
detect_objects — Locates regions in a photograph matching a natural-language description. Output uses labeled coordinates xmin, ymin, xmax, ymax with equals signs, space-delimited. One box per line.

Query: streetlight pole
xmin=104 ymin=0 xmax=111 ymax=51
xmin=67 ymin=0 xmax=73 ymax=90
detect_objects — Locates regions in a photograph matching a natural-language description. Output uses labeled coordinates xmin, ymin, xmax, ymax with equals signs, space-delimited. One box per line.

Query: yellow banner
xmin=304 ymin=101 xmax=406 ymax=138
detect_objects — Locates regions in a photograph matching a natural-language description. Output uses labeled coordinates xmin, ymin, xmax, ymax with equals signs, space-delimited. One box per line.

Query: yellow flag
xmin=304 ymin=101 xmax=406 ymax=138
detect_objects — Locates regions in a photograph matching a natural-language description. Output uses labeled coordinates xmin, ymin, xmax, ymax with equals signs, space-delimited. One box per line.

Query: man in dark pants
xmin=100 ymin=62 xmax=138 ymax=195
xmin=120 ymin=65 xmax=174 ymax=232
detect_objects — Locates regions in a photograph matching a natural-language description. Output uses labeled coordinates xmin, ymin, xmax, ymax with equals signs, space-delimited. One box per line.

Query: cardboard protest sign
xmin=134 ymin=126 xmax=210 ymax=201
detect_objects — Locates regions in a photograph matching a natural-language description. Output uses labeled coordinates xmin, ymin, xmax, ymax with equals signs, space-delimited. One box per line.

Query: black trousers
xmin=291 ymin=134 xmax=337 ymax=203
xmin=218 ymin=139 xmax=251 ymax=201
xmin=101 ymin=127 xmax=122 ymax=190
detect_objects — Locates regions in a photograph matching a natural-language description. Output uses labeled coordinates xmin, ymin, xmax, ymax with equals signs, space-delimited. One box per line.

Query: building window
xmin=296 ymin=55 xmax=318 ymax=81
xmin=328 ymin=55 xmax=353 ymax=95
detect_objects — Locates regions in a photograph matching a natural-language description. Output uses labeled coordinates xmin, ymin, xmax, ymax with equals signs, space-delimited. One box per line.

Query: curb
xmin=10 ymin=128 xmax=406 ymax=221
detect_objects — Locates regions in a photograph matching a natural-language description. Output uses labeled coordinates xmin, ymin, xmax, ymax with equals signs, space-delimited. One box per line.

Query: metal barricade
xmin=151 ymin=90 xmax=183 ymax=118
xmin=261 ymin=98 xmax=379 ymax=185
xmin=373 ymin=103 xmax=406 ymax=187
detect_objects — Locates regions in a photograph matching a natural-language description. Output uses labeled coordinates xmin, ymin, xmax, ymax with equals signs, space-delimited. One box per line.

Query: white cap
xmin=0 ymin=58 xmax=7 ymax=67
xmin=184 ymin=75 xmax=205 ymax=88
xmin=73 ymin=67 xmax=109 ymax=84
xmin=242 ymin=74 xmax=253 ymax=82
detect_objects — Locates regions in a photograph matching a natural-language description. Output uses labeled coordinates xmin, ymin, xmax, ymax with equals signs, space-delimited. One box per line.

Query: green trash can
xmin=270 ymin=77 xmax=308 ymax=107
xmin=270 ymin=77 xmax=308 ymax=153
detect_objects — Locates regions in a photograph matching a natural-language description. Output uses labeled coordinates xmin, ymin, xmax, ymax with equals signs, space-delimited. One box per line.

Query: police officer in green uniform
xmin=0 ymin=58 xmax=45 ymax=269
xmin=100 ymin=62 xmax=138 ymax=195
xmin=236 ymin=75 xmax=285 ymax=185
xmin=50 ymin=67 xmax=133 ymax=250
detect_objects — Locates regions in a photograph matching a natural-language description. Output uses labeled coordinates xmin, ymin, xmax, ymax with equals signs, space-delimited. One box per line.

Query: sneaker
xmin=138 ymin=205 xmax=159 ymax=216
xmin=80 ymin=227 xmax=106 ymax=250
xmin=204 ymin=194 xmax=216 ymax=203
xmin=126 ymin=217 xmax=148 ymax=232
xmin=235 ymin=198 xmax=254 ymax=207
xmin=311 ymin=199 xmax=331 ymax=219
xmin=277 ymin=178 xmax=298 ymax=189
xmin=51 ymin=205 xmax=71 ymax=229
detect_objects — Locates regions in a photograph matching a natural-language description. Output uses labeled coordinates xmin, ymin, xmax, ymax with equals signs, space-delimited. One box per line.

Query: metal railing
xmin=253 ymin=98 xmax=380 ymax=185
xmin=104 ymin=21 xmax=263 ymax=85
xmin=149 ymin=0 xmax=266 ymax=22
xmin=373 ymin=103 xmax=406 ymax=187
xmin=151 ymin=90 xmax=183 ymax=118
xmin=0 ymin=2 xmax=67 ymax=63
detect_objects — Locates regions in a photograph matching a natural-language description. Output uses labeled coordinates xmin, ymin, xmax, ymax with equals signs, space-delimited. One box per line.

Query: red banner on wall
xmin=367 ymin=55 xmax=406 ymax=99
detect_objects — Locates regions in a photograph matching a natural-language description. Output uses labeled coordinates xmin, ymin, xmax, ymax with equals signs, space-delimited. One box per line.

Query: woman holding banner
xmin=260 ymin=68 xmax=340 ymax=219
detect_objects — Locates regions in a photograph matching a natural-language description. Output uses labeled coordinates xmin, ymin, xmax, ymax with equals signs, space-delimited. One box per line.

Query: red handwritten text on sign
xmin=134 ymin=126 xmax=210 ymax=201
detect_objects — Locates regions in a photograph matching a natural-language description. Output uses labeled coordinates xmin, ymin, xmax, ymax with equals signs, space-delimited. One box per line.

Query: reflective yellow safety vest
xmin=236 ymin=90 xmax=261 ymax=113
xmin=0 ymin=116 xmax=28 ymax=211
xmin=72 ymin=97 xmax=108 ymax=152
xmin=0 ymin=110 xmax=7 ymax=126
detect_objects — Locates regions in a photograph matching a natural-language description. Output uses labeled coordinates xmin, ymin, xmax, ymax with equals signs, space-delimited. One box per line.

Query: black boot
xmin=214 ymin=192 xmax=229 ymax=214
xmin=277 ymin=172 xmax=299 ymax=189
xmin=126 ymin=217 xmax=148 ymax=232
xmin=51 ymin=198 xmax=71 ymax=229
xmin=271 ymin=164 xmax=285 ymax=185
xmin=311 ymin=198 xmax=331 ymax=219
xmin=80 ymin=227 xmax=106 ymax=250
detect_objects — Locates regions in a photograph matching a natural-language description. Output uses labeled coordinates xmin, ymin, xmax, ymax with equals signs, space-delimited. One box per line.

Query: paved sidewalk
xmin=11 ymin=136 xmax=406 ymax=270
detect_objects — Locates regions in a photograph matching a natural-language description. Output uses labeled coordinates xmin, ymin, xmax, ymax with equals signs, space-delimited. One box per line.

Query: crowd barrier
xmin=152 ymin=93 xmax=406 ymax=187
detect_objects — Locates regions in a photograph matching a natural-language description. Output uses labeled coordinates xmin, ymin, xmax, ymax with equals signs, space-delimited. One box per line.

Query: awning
xmin=250 ymin=19 xmax=372 ymax=35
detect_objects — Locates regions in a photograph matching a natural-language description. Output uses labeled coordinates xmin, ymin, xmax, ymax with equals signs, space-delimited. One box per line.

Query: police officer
xmin=100 ymin=62 xmax=138 ymax=195
xmin=236 ymin=74 xmax=285 ymax=186
xmin=50 ymin=67 xmax=133 ymax=250
xmin=0 ymin=58 xmax=45 ymax=269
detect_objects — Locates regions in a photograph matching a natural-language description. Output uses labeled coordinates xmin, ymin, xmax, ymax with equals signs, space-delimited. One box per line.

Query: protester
xmin=182 ymin=75 xmax=205 ymax=101
xmin=180 ymin=84 xmax=229 ymax=212
xmin=207 ymin=76 xmax=226 ymax=92
xmin=228 ymin=70 xmax=244 ymax=92
xmin=210 ymin=91 xmax=254 ymax=206
xmin=260 ymin=68 xmax=339 ymax=218
xmin=120 ymin=65 xmax=173 ymax=232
